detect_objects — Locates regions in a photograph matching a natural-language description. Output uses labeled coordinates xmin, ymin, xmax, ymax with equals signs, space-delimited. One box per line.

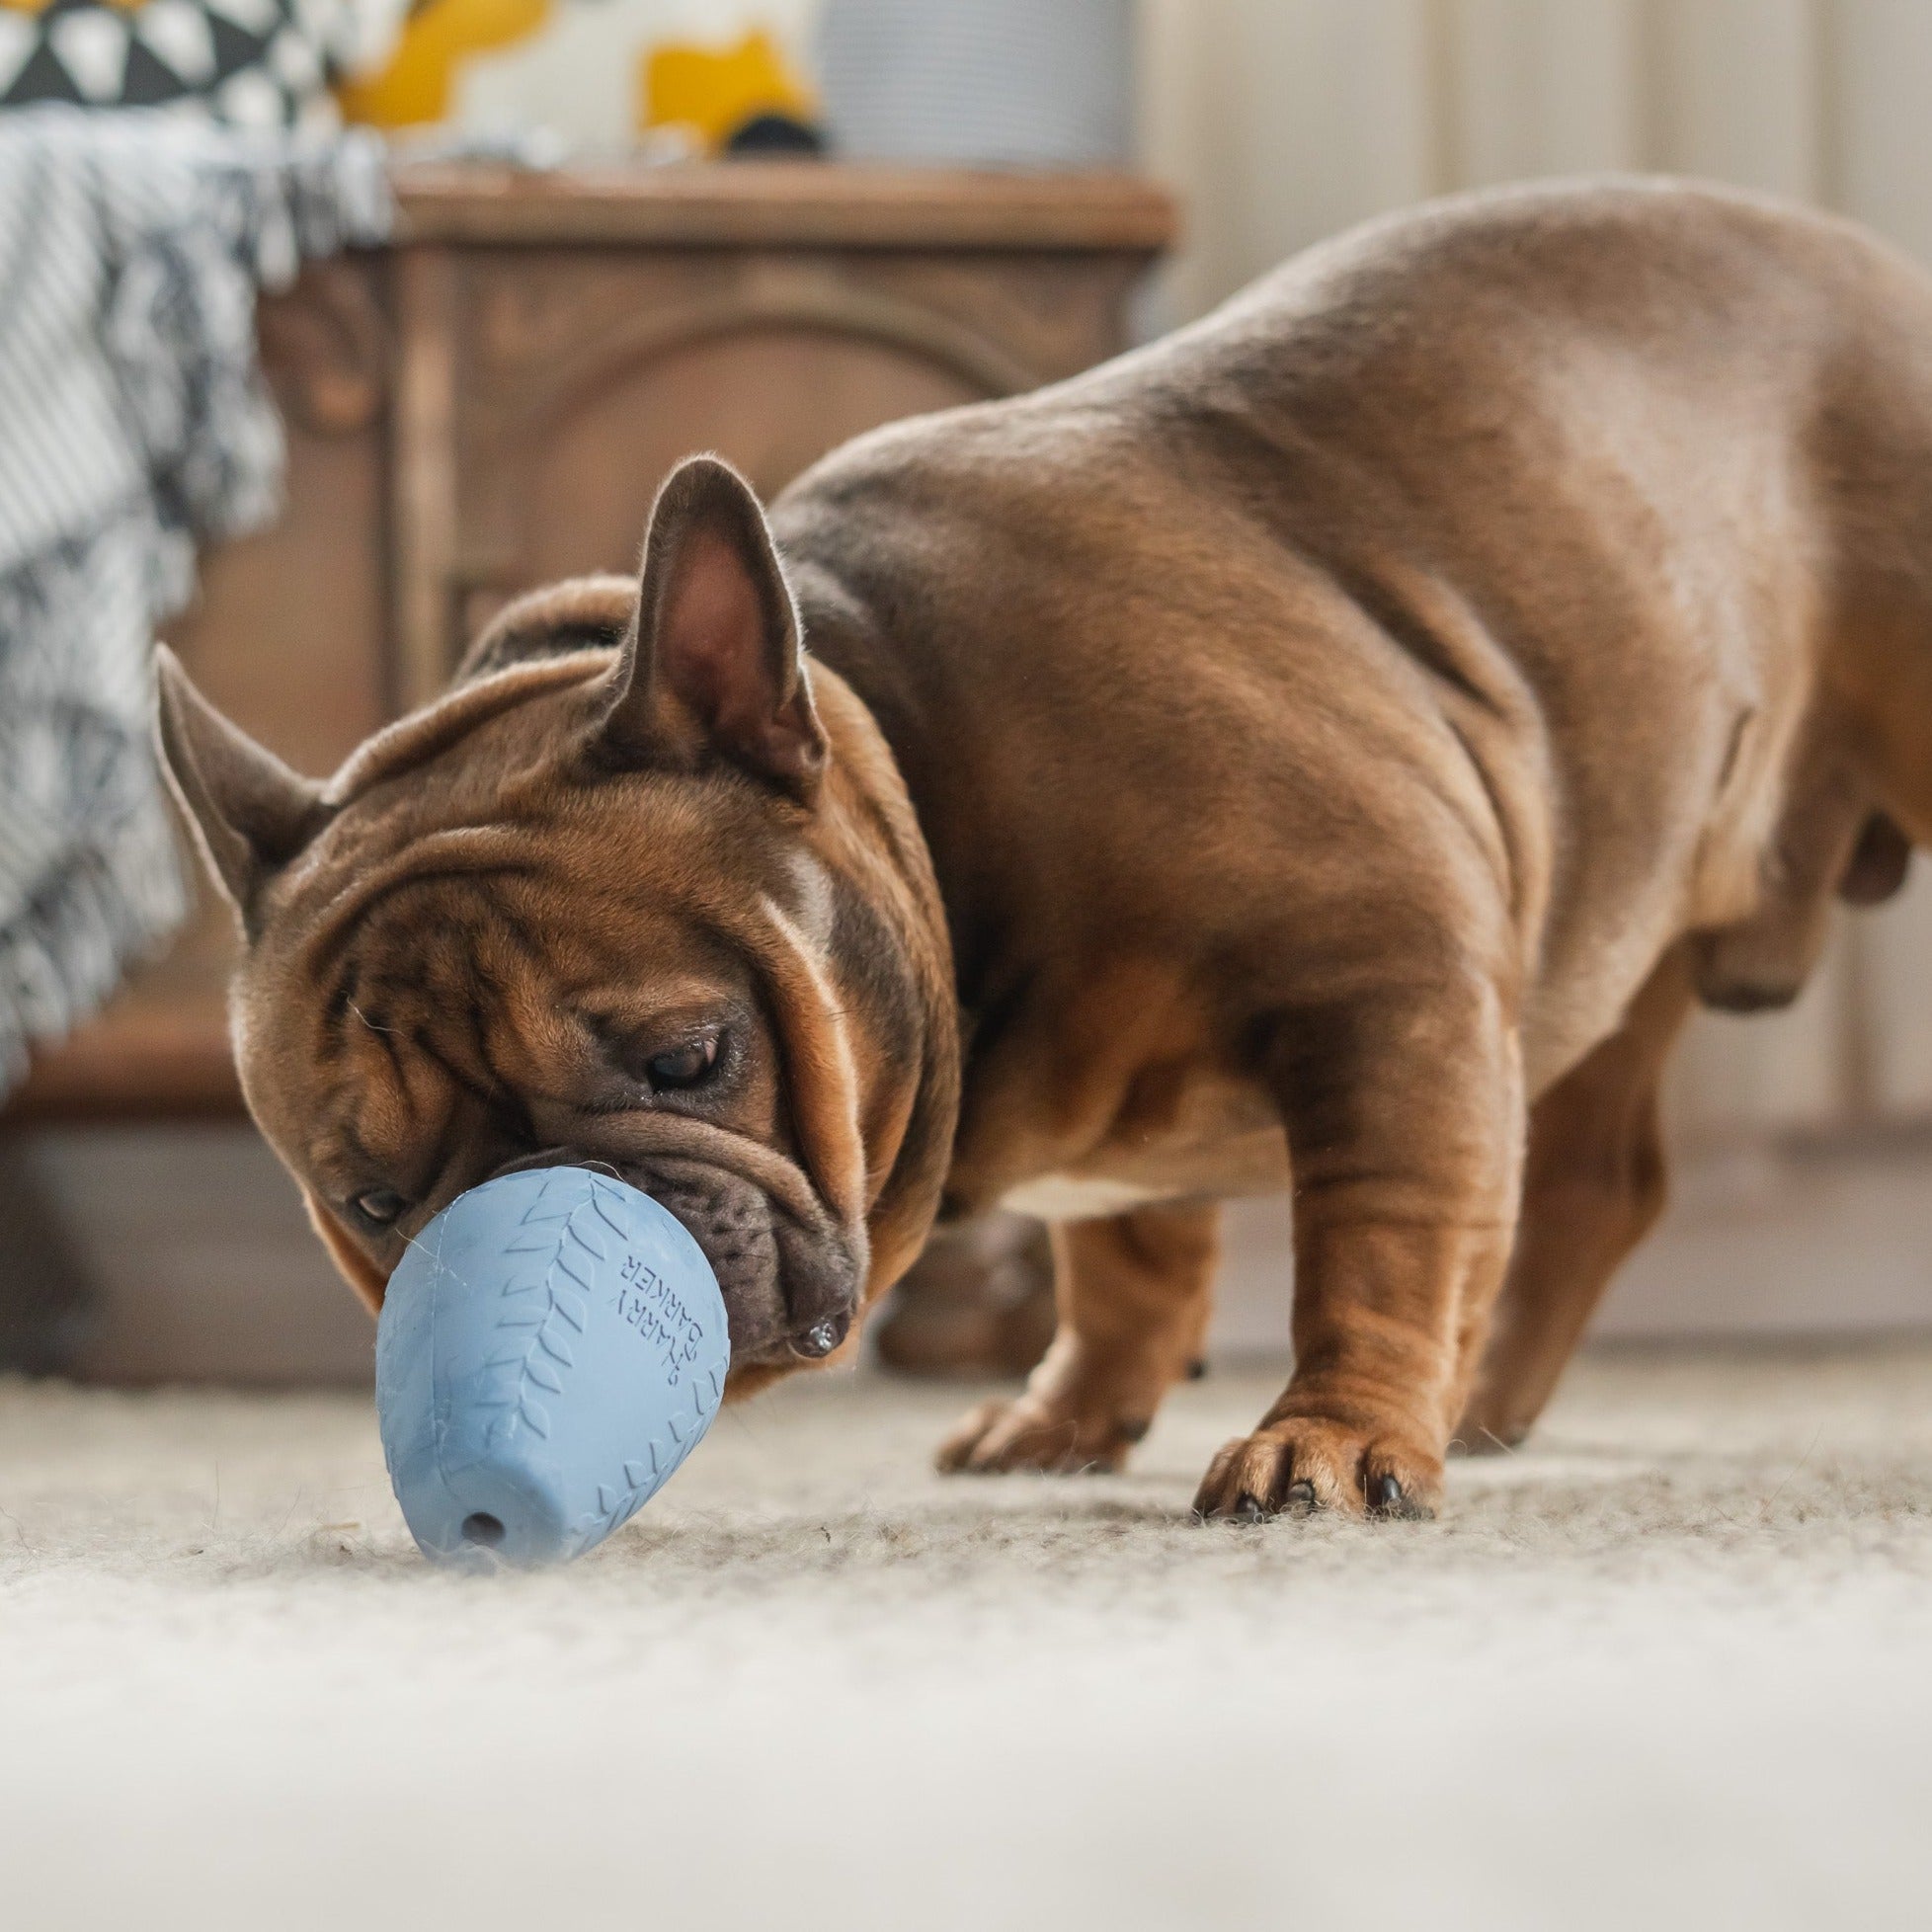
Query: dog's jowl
xmin=158 ymin=181 xmax=1932 ymax=1520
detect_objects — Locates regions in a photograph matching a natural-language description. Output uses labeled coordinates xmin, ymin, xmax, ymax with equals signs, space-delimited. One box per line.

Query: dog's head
xmin=155 ymin=456 xmax=957 ymax=1390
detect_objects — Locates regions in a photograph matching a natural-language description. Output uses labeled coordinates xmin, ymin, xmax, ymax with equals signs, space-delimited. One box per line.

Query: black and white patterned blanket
xmin=0 ymin=106 xmax=390 ymax=1092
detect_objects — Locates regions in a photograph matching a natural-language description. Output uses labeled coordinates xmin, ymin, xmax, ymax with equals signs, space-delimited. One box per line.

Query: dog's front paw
xmin=1191 ymin=1414 xmax=1440 ymax=1521
xmin=935 ymin=1392 xmax=1151 ymax=1476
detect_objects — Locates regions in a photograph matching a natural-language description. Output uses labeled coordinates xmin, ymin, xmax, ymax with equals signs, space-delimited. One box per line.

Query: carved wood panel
xmin=407 ymin=249 xmax=1147 ymax=691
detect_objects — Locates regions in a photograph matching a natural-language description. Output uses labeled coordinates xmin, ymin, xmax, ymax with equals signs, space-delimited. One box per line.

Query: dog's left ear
xmin=153 ymin=646 xmax=328 ymax=932
xmin=599 ymin=454 xmax=828 ymax=800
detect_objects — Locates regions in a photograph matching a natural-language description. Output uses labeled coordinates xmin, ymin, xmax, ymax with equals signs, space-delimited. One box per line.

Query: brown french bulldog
xmin=157 ymin=179 xmax=1932 ymax=1521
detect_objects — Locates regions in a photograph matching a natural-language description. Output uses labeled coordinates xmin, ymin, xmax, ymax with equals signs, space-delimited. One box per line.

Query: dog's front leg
xmin=1194 ymin=980 xmax=1524 ymax=1522
xmin=936 ymin=1201 xmax=1220 ymax=1475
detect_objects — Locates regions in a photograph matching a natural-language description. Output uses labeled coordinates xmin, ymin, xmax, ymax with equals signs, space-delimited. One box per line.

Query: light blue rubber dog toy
xmin=375 ymin=1166 xmax=729 ymax=1570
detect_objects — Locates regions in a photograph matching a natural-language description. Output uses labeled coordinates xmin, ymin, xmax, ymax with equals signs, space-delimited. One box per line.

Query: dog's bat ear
xmin=600 ymin=454 xmax=828 ymax=800
xmin=152 ymin=646 xmax=327 ymax=929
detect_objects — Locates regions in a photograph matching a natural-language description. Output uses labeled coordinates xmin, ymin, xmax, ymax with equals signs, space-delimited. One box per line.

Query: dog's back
xmin=775 ymin=177 xmax=1932 ymax=1099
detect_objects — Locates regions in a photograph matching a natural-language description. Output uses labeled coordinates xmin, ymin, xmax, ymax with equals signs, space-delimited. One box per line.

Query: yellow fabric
xmin=336 ymin=0 xmax=549 ymax=128
xmin=640 ymin=28 xmax=814 ymax=151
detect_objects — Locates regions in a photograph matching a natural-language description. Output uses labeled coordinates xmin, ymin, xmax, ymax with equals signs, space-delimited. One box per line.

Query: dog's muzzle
xmin=494 ymin=1146 xmax=860 ymax=1365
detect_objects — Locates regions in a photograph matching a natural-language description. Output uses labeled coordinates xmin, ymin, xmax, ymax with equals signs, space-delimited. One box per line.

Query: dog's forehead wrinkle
xmin=298 ymin=903 xmax=504 ymax=1091
xmin=308 ymin=1055 xmax=434 ymax=1191
xmin=279 ymin=845 xmax=547 ymax=999
xmin=322 ymin=653 xmax=608 ymax=806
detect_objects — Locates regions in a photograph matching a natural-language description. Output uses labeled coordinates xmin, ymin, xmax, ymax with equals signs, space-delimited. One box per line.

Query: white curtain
xmin=1138 ymin=0 xmax=1932 ymax=1148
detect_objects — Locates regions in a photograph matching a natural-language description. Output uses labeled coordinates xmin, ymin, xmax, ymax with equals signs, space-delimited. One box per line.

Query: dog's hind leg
xmin=1450 ymin=945 xmax=1695 ymax=1454
xmin=935 ymin=1201 xmax=1220 ymax=1475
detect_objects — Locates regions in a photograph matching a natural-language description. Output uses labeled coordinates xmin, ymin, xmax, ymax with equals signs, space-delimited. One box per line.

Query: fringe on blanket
xmin=0 ymin=109 xmax=392 ymax=1092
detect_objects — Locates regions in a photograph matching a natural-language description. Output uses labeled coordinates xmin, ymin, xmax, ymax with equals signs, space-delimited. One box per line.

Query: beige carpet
xmin=5 ymin=1342 xmax=1932 ymax=1932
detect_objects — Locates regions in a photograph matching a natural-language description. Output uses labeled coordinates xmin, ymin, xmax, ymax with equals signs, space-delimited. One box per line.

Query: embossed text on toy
xmin=614 ymin=1252 xmax=705 ymax=1384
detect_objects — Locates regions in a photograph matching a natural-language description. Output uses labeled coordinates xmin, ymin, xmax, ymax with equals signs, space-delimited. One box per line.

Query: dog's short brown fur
xmin=159 ymin=180 xmax=1932 ymax=1517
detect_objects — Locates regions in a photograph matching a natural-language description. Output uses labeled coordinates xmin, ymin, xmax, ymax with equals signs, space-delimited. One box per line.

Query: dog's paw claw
xmin=1191 ymin=1415 xmax=1441 ymax=1522
xmin=1367 ymin=1471 xmax=1433 ymax=1521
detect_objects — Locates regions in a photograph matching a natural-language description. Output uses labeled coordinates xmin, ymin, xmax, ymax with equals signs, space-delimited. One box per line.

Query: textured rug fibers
xmin=4 ymin=1341 xmax=1932 ymax=1931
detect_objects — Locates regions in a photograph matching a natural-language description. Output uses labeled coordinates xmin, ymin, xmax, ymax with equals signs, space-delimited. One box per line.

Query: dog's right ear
xmin=597 ymin=455 xmax=827 ymax=800
xmin=153 ymin=646 xmax=328 ymax=930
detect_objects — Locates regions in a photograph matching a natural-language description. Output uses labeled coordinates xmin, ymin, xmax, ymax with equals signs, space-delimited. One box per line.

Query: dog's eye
xmin=645 ymin=1033 xmax=720 ymax=1089
xmin=349 ymin=1188 xmax=407 ymax=1231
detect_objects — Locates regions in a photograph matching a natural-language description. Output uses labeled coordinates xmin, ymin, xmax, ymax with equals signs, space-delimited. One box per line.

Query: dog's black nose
xmin=790 ymin=1315 xmax=847 ymax=1359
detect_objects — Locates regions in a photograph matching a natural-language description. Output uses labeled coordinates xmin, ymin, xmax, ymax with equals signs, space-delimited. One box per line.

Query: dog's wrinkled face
xmin=156 ymin=457 xmax=949 ymax=1387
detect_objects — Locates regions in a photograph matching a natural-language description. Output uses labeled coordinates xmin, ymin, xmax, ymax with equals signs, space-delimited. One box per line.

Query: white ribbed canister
xmin=817 ymin=0 xmax=1134 ymax=168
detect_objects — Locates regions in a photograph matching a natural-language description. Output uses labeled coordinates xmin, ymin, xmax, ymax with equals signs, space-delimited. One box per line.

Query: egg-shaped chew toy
xmin=375 ymin=1166 xmax=729 ymax=1570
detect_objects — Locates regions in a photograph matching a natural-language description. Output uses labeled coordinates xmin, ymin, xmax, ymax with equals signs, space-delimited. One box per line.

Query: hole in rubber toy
xmin=461 ymin=1512 xmax=506 ymax=1549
